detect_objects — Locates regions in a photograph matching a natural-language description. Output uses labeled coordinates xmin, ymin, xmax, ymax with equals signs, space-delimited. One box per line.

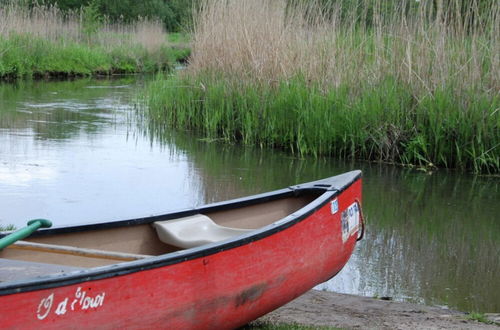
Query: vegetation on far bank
xmin=466 ymin=312 xmax=497 ymax=325
xmin=0 ymin=3 xmax=190 ymax=79
xmin=30 ymin=0 xmax=196 ymax=32
xmin=145 ymin=0 xmax=499 ymax=174
xmin=0 ymin=224 xmax=15 ymax=232
xmin=241 ymin=321 xmax=339 ymax=330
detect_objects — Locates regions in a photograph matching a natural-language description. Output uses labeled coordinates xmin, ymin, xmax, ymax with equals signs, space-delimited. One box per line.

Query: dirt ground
xmin=257 ymin=290 xmax=499 ymax=329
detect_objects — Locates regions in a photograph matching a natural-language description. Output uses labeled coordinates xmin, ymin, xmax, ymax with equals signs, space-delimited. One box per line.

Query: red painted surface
xmin=1 ymin=179 xmax=362 ymax=329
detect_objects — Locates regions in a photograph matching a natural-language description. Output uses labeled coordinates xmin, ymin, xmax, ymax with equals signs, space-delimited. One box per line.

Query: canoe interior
xmin=0 ymin=193 xmax=319 ymax=273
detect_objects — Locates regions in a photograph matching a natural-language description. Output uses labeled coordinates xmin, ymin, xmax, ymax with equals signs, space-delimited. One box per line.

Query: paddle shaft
xmin=0 ymin=219 xmax=52 ymax=250
xmin=9 ymin=240 xmax=152 ymax=261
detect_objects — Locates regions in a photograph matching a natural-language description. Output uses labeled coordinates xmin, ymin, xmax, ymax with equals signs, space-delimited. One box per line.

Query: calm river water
xmin=1 ymin=77 xmax=498 ymax=313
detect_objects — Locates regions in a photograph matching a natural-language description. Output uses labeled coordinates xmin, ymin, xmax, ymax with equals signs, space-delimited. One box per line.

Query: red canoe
xmin=0 ymin=171 xmax=363 ymax=329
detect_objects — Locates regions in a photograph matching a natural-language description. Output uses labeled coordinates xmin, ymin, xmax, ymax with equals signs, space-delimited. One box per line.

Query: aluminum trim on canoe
xmin=0 ymin=171 xmax=361 ymax=295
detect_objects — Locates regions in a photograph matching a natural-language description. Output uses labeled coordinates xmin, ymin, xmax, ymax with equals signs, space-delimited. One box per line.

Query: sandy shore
xmin=257 ymin=290 xmax=499 ymax=329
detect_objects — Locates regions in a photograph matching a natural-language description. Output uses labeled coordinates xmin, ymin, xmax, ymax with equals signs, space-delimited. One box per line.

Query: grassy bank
xmin=145 ymin=0 xmax=499 ymax=174
xmin=242 ymin=321 xmax=337 ymax=329
xmin=0 ymin=3 xmax=189 ymax=79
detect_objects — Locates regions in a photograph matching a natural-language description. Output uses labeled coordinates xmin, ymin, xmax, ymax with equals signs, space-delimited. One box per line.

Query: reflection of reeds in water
xmin=142 ymin=129 xmax=361 ymax=204
xmin=357 ymin=167 xmax=500 ymax=312
xmin=0 ymin=79 xmax=135 ymax=139
xmin=139 ymin=121 xmax=362 ymax=203
xmin=0 ymin=3 xmax=166 ymax=51
xmin=139 ymin=107 xmax=500 ymax=311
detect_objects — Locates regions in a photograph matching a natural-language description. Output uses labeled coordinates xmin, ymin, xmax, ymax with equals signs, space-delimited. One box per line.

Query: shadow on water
xmin=0 ymin=76 xmax=498 ymax=313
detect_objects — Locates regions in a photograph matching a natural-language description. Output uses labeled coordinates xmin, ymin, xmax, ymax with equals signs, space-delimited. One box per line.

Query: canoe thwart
xmin=154 ymin=214 xmax=253 ymax=249
xmin=8 ymin=241 xmax=153 ymax=261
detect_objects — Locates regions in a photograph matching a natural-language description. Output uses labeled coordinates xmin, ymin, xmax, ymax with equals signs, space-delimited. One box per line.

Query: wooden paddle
xmin=9 ymin=241 xmax=153 ymax=261
xmin=0 ymin=219 xmax=52 ymax=250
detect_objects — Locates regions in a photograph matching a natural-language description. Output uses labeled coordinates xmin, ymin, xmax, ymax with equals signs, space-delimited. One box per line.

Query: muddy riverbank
xmin=256 ymin=290 xmax=499 ymax=329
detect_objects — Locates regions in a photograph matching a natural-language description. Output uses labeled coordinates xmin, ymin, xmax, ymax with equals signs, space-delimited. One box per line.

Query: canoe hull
xmin=1 ymin=176 xmax=362 ymax=329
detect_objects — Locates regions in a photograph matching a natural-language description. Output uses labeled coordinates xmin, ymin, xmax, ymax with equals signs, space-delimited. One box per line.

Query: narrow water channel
xmin=0 ymin=77 xmax=498 ymax=313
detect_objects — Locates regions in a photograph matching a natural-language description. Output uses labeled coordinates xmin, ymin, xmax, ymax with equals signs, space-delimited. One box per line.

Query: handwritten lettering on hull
xmin=36 ymin=287 xmax=106 ymax=320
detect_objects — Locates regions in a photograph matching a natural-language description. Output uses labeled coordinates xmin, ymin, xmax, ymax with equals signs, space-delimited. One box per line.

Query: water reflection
xmin=0 ymin=161 xmax=57 ymax=186
xmin=0 ymin=77 xmax=498 ymax=313
xmin=0 ymin=78 xmax=204 ymax=226
xmin=320 ymin=167 xmax=500 ymax=313
xmin=0 ymin=80 xmax=129 ymax=141
xmin=146 ymin=110 xmax=500 ymax=313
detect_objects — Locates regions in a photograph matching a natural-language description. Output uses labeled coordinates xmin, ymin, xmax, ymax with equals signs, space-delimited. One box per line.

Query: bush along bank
xmin=0 ymin=3 xmax=190 ymax=80
xmin=0 ymin=34 xmax=188 ymax=80
xmin=145 ymin=75 xmax=499 ymax=174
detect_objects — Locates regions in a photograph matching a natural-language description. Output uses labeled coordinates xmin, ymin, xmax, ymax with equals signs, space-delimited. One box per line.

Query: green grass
xmin=145 ymin=74 xmax=499 ymax=174
xmin=242 ymin=321 xmax=339 ymax=330
xmin=0 ymin=33 xmax=182 ymax=79
xmin=167 ymin=32 xmax=190 ymax=44
xmin=0 ymin=225 xmax=16 ymax=231
xmin=466 ymin=312 xmax=495 ymax=325
xmin=166 ymin=32 xmax=191 ymax=63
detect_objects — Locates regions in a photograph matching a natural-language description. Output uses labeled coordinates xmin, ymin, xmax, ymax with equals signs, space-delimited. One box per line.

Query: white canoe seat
xmin=153 ymin=214 xmax=253 ymax=249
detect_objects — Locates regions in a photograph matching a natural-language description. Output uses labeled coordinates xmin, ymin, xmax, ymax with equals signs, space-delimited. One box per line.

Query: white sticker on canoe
xmin=341 ymin=202 xmax=360 ymax=243
xmin=36 ymin=287 xmax=105 ymax=320
xmin=331 ymin=199 xmax=339 ymax=214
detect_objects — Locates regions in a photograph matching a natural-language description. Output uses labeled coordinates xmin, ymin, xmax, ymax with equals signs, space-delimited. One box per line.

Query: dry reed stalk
xmin=96 ymin=18 xmax=166 ymax=52
xmin=0 ymin=3 xmax=80 ymax=41
xmin=0 ymin=3 xmax=166 ymax=51
xmin=188 ymin=0 xmax=499 ymax=97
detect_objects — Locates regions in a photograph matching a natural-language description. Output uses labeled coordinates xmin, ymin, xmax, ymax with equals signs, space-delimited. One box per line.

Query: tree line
xmin=1 ymin=0 xmax=496 ymax=32
xmin=289 ymin=0 xmax=497 ymax=31
xmin=0 ymin=0 xmax=195 ymax=31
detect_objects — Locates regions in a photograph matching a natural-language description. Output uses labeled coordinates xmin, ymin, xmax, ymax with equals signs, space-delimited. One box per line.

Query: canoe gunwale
xmin=0 ymin=170 xmax=361 ymax=295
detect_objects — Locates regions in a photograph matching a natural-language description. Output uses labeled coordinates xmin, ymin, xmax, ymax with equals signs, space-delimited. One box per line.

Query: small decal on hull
xmin=331 ymin=199 xmax=339 ymax=214
xmin=36 ymin=287 xmax=106 ymax=320
xmin=341 ymin=202 xmax=360 ymax=243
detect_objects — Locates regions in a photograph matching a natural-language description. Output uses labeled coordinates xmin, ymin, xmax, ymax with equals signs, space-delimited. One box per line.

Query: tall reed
xmin=146 ymin=0 xmax=499 ymax=173
xmin=0 ymin=3 xmax=166 ymax=50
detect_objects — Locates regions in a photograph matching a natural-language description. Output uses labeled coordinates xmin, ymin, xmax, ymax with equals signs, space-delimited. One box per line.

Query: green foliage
xmin=242 ymin=321 xmax=338 ymax=330
xmin=0 ymin=34 xmax=177 ymax=79
xmin=167 ymin=32 xmax=190 ymax=44
xmin=40 ymin=0 xmax=196 ymax=31
xmin=0 ymin=34 xmax=110 ymax=76
xmin=82 ymin=1 xmax=104 ymax=42
xmin=287 ymin=0 xmax=498 ymax=30
xmin=145 ymin=74 xmax=499 ymax=174
xmin=466 ymin=312 xmax=494 ymax=324
xmin=0 ymin=224 xmax=16 ymax=231
xmin=161 ymin=0 xmax=196 ymax=32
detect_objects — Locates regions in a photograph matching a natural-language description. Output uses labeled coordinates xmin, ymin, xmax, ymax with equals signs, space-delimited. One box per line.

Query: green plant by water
xmin=0 ymin=225 xmax=15 ymax=232
xmin=146 ymin=74 xmax=498 ymax=173
xmin=0 ymin=2 xmax=190 ymax=79
xmin=466 ymin=312 xmax=497 ymax=325
xmin=144 ymin=0 xmax=499 ymax=174
xmin=242 ymin=321 xmax=338 ymax=330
